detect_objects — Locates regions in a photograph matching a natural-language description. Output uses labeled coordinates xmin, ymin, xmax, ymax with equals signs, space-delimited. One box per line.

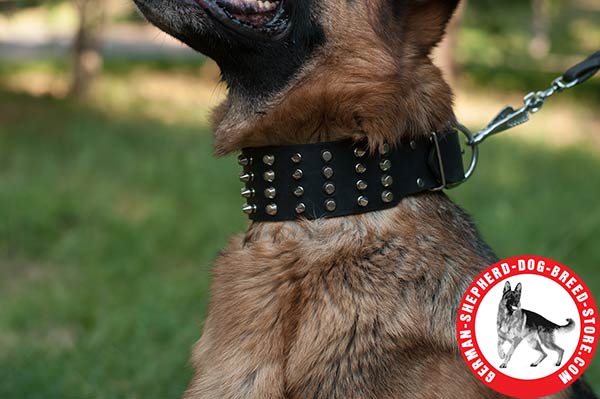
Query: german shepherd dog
xmin=132 ymin=0 xmax=597 ymax=397
xmin=497 ymin=282 xmax=576 ymax=369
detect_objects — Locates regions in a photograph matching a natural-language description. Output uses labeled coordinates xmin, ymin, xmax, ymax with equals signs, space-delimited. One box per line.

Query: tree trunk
xmin=435 ymin=0 xmax=467 ymax=83
xmin=529 ymin=0 xmax=550 ymax=59
xmin=69 ymin=0 xmax=105 ymax=99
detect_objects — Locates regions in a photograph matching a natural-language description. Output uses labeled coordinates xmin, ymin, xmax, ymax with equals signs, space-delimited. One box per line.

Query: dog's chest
xmin=498 ymin=310 xmax=525 ymax=339
xmin=187 ymin=229 xmax=488 ymax=398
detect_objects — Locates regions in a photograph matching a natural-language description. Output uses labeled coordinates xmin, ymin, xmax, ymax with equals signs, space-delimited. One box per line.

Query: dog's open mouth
xmin=197 ymin=0 xmax=288 ymax=37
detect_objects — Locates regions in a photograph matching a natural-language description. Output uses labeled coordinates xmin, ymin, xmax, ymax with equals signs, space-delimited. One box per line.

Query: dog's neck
xmin=211 ymin=39 xmax=459 ymax=227
xmin=211 ymin=47 xmax=456 ymax=156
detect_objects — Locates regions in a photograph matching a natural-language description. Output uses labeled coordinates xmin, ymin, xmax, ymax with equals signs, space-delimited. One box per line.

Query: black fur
xmin=134 ymin=0 xmax=325 ymax=99
xmin=523 ymin=309 xmax=569 ymax=332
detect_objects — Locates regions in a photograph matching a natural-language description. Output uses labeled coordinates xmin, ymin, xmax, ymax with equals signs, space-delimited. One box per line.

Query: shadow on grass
xmin=462 ymin=63 xmax=600 ymax=105
xmin=0 ymin=89 xmax=598 ymax=397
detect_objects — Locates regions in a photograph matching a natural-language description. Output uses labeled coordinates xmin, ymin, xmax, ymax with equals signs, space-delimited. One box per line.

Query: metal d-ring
xmin=457 ymin=123 xmax=479 ymax=185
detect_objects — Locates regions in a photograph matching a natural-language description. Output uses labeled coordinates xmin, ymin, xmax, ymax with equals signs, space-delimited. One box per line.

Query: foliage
xmin=461 ymin=0 xmax=600 ymax=63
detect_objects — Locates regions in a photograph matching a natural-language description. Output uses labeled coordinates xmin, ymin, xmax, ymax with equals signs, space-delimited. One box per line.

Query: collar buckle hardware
xmin=429 ymin=132 xmax=447 ymax=192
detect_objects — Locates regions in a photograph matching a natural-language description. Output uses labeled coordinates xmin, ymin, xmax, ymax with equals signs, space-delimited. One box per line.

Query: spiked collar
xmin=237 ymin=130 xmax=466 ymax=222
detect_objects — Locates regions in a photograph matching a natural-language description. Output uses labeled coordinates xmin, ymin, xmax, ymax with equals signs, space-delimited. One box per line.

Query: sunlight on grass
xmin=1 ymin=59 xmax=226 ymax=127
xmin=95 ymin=67 xmax=226 ymax=126
xmin=455 ymin=87 xmax=600 ymax=151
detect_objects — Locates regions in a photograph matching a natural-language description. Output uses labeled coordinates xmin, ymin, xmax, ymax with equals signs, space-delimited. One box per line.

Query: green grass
xmin=0 ymin=90 xmax=245 ymax=398
xmin=0 ymin=84 xmax=598 ymax=398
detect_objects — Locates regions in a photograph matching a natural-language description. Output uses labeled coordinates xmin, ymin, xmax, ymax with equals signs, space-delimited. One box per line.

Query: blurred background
xmin=0 ymin=0 xmax=599 ymax=397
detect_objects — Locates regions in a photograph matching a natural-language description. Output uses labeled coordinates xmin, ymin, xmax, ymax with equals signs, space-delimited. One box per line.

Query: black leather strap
xmin=238 ymin=131 xmax=466 ymax=222
xmin=563 ymin=50 xmax=600 ymax=85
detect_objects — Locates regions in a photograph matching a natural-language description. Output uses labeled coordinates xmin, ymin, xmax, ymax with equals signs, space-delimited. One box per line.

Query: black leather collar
xmin=238 ymin=130 xmax=466 ymax=222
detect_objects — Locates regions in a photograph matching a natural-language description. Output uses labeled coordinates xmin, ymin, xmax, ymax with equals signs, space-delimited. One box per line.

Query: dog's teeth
xmin=219 ymin=0 xmax=277 ymax=16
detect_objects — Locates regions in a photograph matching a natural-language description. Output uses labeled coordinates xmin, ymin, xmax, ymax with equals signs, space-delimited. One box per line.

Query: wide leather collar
xmin=237 ymin=130 xmax=466 ymax=222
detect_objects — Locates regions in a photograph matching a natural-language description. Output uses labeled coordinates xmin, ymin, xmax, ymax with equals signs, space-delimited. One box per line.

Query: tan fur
xmin=180 ymin=1 xmax=578 ymax=398
xmin=186 ymin=196 xmax=575 ymax=398
xmin=212 ymin=1 xmax=455 ymax=156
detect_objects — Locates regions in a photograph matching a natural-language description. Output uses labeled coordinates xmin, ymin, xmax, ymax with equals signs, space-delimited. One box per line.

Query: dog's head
xmin=134 ymin=0 xmax=461 ymax=153
xmin=501 ymin=281 xmax=522 ymax=313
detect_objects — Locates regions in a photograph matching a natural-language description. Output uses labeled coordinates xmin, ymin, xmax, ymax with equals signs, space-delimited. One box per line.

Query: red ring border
xmin=456 ymin=255 xmax=599 ymax=399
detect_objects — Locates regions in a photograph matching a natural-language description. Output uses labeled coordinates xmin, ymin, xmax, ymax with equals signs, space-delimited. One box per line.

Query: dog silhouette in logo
xmin=497 ymin=281 xmax=576 ymax=369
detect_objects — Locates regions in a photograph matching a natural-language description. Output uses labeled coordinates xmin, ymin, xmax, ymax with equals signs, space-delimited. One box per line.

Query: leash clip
xmin=470 ymin=105 xmax=530 ymax=146
xmin=468 ymin=78 xmax=570 ymax=147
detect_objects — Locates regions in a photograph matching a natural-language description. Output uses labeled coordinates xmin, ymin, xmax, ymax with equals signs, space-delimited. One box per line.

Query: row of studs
xmin=354 ymin=147 xmax=369 ymax=207
xmin=293 ymin=150 xmax=340 ymax=214
xmin=238 ymin=154 xmax=255 ymax=215
xmin=239 ymin=150 xmax=342 ymax=216
xmin=321 ymin=150 xmax=337 ymax=212
xmin=263 ymin=155 xmax=278 ymax=215
xmin=239 ymin=153 xmax=278 ymax=215
xmin=238 ymin=142 xmax=396 ymax=216
xmin=290 ymin=152 xmax=306 ymax=214
xmin=354 ymin=143 xmax=395 ymax=206
xmin=238 ymin=152 xmax=317 ymax=215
